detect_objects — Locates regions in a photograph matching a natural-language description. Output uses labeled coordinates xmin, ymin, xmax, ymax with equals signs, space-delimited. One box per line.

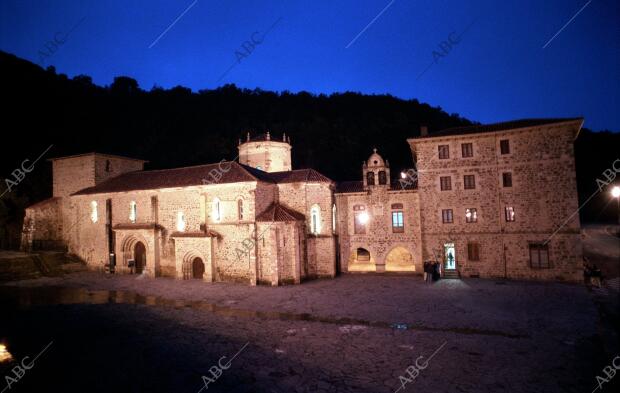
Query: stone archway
xmin=182 ymin=251 xmax=208 ymax=280
xmin=120 ymin=235 xmax=149 ymax=274
xmin=385 ymin=246 xmax=415 ymax=272
xmin=348 ymin=247 xmax=376 ymax=272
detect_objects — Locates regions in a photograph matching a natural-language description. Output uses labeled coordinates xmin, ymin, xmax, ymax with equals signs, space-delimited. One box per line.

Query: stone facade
xmin=407 ymin=118 xmax=583 ymax=281
xmin=22 ymin=119 xmax=584 ymax=284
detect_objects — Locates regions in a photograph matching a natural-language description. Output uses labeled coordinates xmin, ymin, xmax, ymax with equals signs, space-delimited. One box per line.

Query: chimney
xmin=420 ymin=125 xmax=428 ymax=136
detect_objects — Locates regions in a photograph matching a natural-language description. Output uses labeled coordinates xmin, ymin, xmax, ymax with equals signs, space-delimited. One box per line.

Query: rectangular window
xmin=354 ymin=213 xmax=367 ymax=234
xmin=502 ymin=172 xmax=512 ymax=187
xmin=392 ymin=211 xmax=404 ymax=233
xmin=461 ymin=143 xmax=473 ymax=158
xmin=467 ymin=242 xmax=480 ymax=261
xmin=505 ymin=206 xmax=515 ymax=222
xmin=500 ymin=139 xmax=510 ymax=155
xmin=465 ymin=208 xmax=477 ymax=223
xmin=529 ymin=244 xmax=550 ymax=269
xmin=440 ymin=176 xmax=452 ymax=191
xmin=442 ymin=209 xmax=453 ymax=224
xmin=463 ymin=175 xmax=476 ymax=190
xmin=438 ymin=145 xmax=450 ymax=159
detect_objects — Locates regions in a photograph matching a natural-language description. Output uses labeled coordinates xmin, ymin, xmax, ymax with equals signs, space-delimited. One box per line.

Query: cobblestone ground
xmin=1 ymin=273 xmax=618 ymax=393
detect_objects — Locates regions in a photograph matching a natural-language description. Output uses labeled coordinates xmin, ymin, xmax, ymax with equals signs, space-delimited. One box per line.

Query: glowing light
xmin=176 ymin=211 xmax=186 ymax=232
xmin=612 ymin=186 xmax=620 ymax=198
xmin=400 ymin=172 xmax=407 ymax=179
xmin=0 ymin=344 xmax=13 ymax=363
xmin=358 ymin=212 xmax=369 ymax=224
xmin=90 ymin=201 xmax=98 ymax=223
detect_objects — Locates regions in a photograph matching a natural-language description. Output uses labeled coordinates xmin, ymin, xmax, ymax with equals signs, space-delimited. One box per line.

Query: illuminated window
xmin=353 ymin=205 xmax=367 ymax=234
xmin=391 ymin=211 xmax=404 ymax=233
xmin=332 ymin=204 xmax=337 ymax=233
xmin=177 ymin=211 xmax=186 ymax=232
xmin=237 ymin=199 xmax=244 ymax=220
xmin=90 ymin=201 xmax=98 ymax=223
xmin=129 ymin=201 xmax=137 ymax=223
xmin=505 ymin=206 xmax=515 ymax=222
xmin=213 ymin=198 xmax=221 ymax=222
xmin=310 ymin=204 xmax=321 ymax=234
xmin=465 ymin=208 xmax=478 ymax=223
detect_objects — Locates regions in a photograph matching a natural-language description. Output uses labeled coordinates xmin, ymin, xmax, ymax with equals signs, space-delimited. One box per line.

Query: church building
xmin=21 ymin=118 xmax=584 ymax=284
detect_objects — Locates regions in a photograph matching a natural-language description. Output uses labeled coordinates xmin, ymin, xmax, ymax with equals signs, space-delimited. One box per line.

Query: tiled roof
xmin=411 ymin=118 xmax=583 ymax=139
xmin=73 ymin=161 xmax=266 ymax=195
xmin=334 ymin=179 xmax=417 ymax=194
xmin=72 ymin=161 xmax=333 ymax=196
xmin=256 ymin=202 xmax=305 ymax=222
xmin=265 ymin=168 xmax=333 ymax=183
xmin=335 ymin=181 xmax=364 ymax=193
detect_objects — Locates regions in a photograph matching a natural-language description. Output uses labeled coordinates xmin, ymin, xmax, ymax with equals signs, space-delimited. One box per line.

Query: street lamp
xmin=612 ymin=186 xmax=620 ymax=225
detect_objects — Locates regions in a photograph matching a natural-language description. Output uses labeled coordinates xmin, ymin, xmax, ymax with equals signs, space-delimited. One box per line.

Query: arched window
xmin=129 ymin=201 xmax=137 ymax=223
xmin=237 ymin=199 xmax=244 ymax=220
xmin=366 ymin=172 xmax=375 ymax=186
xmin=332 ymin=204 xmax=337 ymax=233
xmin=90 ymin=201 xmax=98 ymax=223
xmin=310 ymin=204 xmax=321 ymax=235
xmin=213 ymin=198 xmax=221 ymax=222
xmin=176 ymin=211 xmax=186 ymax=232
xmin=378 ymin=171 xmax=387 ymax=185
xmin=105 ymin=160 xmax=111 ymax=172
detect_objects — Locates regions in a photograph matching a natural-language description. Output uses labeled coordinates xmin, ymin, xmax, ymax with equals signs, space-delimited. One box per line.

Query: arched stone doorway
xmin=385 ymin=246 xmax=415 ymax=272
xmin=348 ymin=247 xmax=376 ymax=272
xmin=192 ymin=257 xmax=205 ymax=279
xmin=134 ymin=242 xmax=146 ymax=274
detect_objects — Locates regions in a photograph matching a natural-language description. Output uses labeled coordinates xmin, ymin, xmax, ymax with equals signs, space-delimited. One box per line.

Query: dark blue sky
xmin=1 ymin=0 xmax=618 ymax=130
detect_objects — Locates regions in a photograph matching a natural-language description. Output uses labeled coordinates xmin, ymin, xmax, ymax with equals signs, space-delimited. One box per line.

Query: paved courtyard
xmin=1 ymin=272 xmax=618 ymax=393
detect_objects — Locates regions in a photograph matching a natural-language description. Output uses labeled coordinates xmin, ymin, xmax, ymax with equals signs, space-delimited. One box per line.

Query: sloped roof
xmin=266 ymin=168 xmax=333 ymax=183
xmin=335 ymin=181 xmax=364 ymax=193
xmin=256 ymin=202 xmax=306 ymax=222
xmin=72 ymin=161 xmax=333 ymax=196
xmin=334 ymin=179 xmax=417 ymax=194
xmin=73 ymin=161 xmax=269 ymax=195
xmin=411 ymin=118 xmax=583 ymax=139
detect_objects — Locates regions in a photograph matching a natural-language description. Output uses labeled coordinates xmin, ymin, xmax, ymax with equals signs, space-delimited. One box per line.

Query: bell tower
xmin=238 ymin=131 xmax=292 ymax=172
xmin=363 ymin=148 xmax=390 ymax=189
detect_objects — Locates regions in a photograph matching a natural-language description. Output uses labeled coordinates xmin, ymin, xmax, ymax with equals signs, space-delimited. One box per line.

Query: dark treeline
xmin=0 ymin=50 xmax=618 ymax=248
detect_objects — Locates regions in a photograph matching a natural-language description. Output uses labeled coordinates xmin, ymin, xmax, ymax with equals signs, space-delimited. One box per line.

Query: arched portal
xmin=385 ymin=246 xmax=415 ymax=272
xmin=134 ymin=242 xmax=146 ymax=274
xmin=348 ymin=247 xmax=376 ymax=272
xmin=192 ymin=257 xmax=205 ymax=279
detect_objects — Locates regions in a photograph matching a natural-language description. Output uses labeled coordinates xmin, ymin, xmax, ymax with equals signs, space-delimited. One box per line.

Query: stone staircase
xmin=442 ymin=269 xmax=460 ymax=279
xmin=0 ymin=252 xmax=87 ymax=282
